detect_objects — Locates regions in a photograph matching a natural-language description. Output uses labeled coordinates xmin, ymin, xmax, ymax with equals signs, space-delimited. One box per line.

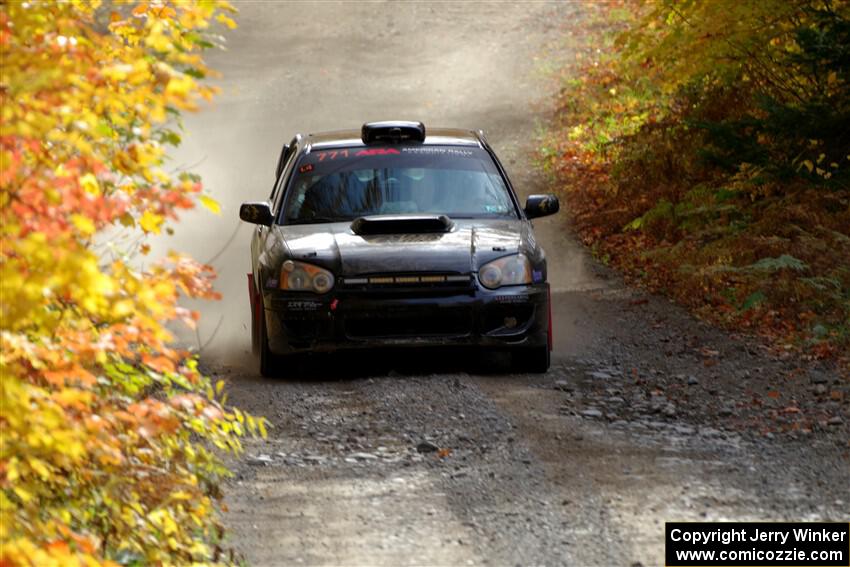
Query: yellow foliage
xmin=0 ymin=1 xmax=266 ymax=565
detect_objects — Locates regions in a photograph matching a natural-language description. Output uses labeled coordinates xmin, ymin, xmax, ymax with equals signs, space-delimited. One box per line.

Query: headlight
xmin=478 ymin=254 xmax=532 ymax=289
xmin=280 ymin=260 xmax=334 ymax=293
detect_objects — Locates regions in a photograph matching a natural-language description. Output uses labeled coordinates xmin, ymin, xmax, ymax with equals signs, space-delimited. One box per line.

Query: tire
xmin=514 ymin=345 xmax=550 ymax=374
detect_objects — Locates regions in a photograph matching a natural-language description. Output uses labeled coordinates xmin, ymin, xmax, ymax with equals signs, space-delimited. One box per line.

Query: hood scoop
xmin=350 ymin=214 xmax=454 ymax=235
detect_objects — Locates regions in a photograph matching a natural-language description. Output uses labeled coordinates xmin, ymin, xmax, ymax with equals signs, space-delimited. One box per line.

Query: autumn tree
xmin=0 ymin=1 xmax=264 ymax=564
xmin=544 ymin=0 xmax=850 ymax=357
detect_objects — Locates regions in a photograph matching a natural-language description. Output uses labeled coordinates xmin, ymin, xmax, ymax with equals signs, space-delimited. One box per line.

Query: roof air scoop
xmin=361 ymin=121 xmax=426 ymax=144
xmin=351 ymin=214 xmax=453 ymax=235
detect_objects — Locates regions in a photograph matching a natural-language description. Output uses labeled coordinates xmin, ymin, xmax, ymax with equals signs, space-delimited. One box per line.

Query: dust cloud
xmin=148 ymin=102 xmax=268 ymax=368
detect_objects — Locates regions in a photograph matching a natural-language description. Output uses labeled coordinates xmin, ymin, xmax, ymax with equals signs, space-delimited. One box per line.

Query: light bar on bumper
xmin=342 ymin=274 xmax=471 ymax=286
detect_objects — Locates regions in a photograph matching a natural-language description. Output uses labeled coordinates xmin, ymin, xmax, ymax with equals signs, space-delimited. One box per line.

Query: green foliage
xmin=545 ymin=0 xmax=850 ymax=360
xmin=747 ymin=255 xmax=810 ymax=273
xmin=741 ymin=291 xmax=767 ymax=312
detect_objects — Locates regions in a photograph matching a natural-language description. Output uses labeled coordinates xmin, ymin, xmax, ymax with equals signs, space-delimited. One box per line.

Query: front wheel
xmin=514 ymin=345 xmax=550 ymax=374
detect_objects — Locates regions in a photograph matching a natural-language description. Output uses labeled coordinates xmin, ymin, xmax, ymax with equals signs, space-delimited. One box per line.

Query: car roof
xmin=304 ymin=127 xmax=483 ymax=152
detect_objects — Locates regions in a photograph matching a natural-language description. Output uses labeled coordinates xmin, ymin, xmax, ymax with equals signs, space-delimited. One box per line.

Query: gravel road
xmin=166 ymin=2 xmax=849 ymax=565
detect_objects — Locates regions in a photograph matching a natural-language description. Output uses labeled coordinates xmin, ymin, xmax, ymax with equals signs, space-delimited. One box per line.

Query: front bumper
xmin=262 ymin=283 xmax=550 ymax=355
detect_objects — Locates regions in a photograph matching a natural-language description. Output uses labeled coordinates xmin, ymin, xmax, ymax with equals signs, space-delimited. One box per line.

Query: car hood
xmin=267 ymin=218 xmax=532 ymax=275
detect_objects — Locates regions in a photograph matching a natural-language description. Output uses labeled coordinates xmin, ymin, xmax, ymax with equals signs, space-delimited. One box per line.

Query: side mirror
xmin=275 ymin=143 xmax=291 ymax=179
xmin=524 ymin=194 xmax=560 ymax=219
xmin=239 ymin=202 xmax=274 ymax=226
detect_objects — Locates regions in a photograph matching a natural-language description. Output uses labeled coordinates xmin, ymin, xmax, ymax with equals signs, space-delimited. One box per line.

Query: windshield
xmin=281 ymin=145 xmax=517 ymax=224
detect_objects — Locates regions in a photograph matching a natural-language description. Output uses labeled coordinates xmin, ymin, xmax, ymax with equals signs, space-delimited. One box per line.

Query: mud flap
xmin=547 ymin=285 xmax=553 ymax=351
xmin=248 ymin=273 xmax=260 ymax=354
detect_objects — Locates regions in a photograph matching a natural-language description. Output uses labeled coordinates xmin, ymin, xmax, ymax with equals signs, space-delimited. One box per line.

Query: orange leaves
xmin=1 ymin=532 xmax=113 ymax=567
xmin=165 ymin=253 xmax=222 ymax=301
xmin=132 ymin=3 xmax=151 ymax=17
xmin=42 ymin=366 xmax=97 ymax=388
xmin=128 ymin=399 xmax=180 ymax=437
xmin=142 ymin=354 xmax=176 ymax=374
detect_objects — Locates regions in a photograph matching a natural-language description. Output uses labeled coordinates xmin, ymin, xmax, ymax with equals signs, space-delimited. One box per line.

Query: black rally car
xmin=239 ymin=121 xmax=559 ymax=377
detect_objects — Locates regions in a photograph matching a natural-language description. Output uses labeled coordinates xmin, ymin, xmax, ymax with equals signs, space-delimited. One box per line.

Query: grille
xmin=345 ymin=307 xmax=472 ymax=339
xmin=282 ymin=319 xmax=326 ymax=340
